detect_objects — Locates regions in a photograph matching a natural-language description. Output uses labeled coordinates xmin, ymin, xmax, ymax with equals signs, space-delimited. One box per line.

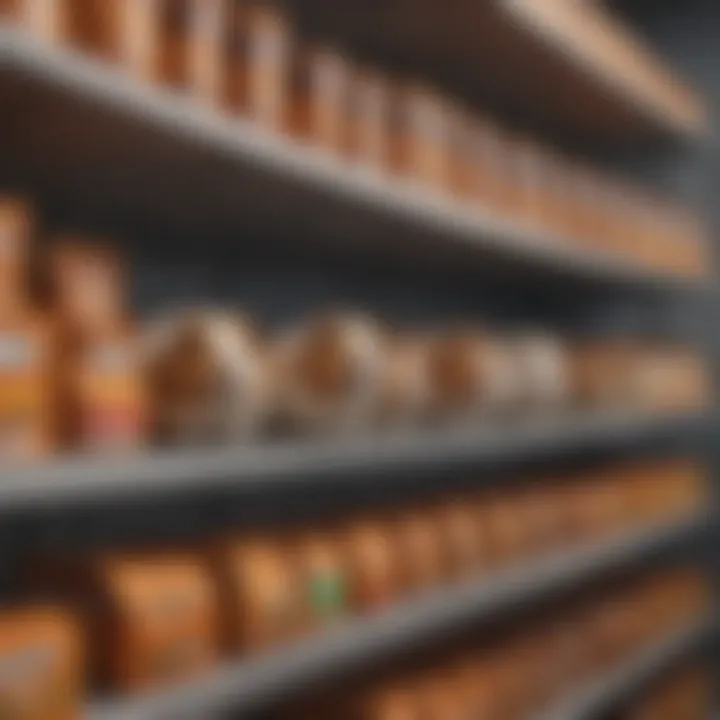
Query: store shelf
xmin=289 ymin=0 xmax=707 ymax=142
xmin=0 ymin=27 xmax=706 ymax=291
xmin=499 ymin=0 xmax=707 ymax=139
xmin=85 ymin=513 xmax=706 ymax=720
xmin=0 ymin=410 xmax=705 ymax=514
xmin=534 ymin=619 xmax=713 ymax=720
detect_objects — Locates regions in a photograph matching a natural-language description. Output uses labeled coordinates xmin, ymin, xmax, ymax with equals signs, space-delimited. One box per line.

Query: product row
xmin=1 ymin=2 xmax=708 ymax=278
xmin=265 ymin=569 xmax=709 ymax=720
xmin=1 ymin=459 xmax=704 ymax=710
xmin=620 ymin=664 xmax=713 ymax=720
xmin=0 ymin=196 xmax=708 ymax=459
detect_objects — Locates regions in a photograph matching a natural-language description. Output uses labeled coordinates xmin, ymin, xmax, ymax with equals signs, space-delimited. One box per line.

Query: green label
xmin=308 ymin=572 xmax=345 ymax=618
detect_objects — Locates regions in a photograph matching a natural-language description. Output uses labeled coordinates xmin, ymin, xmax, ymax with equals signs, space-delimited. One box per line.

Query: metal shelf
xmin=0 ymin=410 xmax=705 ymax=513
xmin=534 ymin=619 xmax=713 ymax=720
xmin=0 ymin=27 xmax=707 ymax=291
xmin=286 ymin=0 xmax=707 ymax=142
xmin=85 ymin=514 xmax=705 ymax=720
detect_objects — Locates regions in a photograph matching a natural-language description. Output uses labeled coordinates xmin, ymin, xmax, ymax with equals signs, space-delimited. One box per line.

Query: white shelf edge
xmin=84 ymin=513 xmax=706 ymax=720
xmin=0 ymin=25 xmax=707 ymax=291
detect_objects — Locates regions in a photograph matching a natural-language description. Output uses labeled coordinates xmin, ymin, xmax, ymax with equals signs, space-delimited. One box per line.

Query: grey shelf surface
xmin=85 ymin=513 xmax=705 ymax=720
xmin=283 ymin=0 xmax=707 ymax=142
xmin=0 ymin=26 xmax=709 ymax=291
xmin=0 ymin=409 xmax=706 ymax=513
xmin=534 ymin=619 xmax=713 ymax=720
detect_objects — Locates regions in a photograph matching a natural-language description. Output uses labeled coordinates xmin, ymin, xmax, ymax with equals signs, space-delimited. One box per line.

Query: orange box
xmin=223 ymin=1 xmax=290 ymax=130
xmin=289 ymin=45 xmax=350 ymax=153
xmin=0 ymin=0 xmax=67 ymax=41
xmin=156 ymin=0 xmax=226 ymax=101
xmin=0 ymin=607 xmax=84 ymax=720
xmin=391 ymin=85 xmax=449 ymax=190
xmin=31 ymin=552 xmax=217 ymax=693
xmin=0 ymin=316 xmax=51 ymax=460
xmin=293 ymin=530 xmax=348 ymax=628
xmin=348 ymin=69 xmax=391 ymax=171
xmin=61 ymin=0 xmax=160 ymax=80
xmin=343 ymin=519 xmax=397 ymax=612
xmin=0 ymin=198 xmax=50 ymax=460
xmin=211 ymin=535 xmax=302 ymax=652
xmin=45 ymin=239 xmax=145 ymax=452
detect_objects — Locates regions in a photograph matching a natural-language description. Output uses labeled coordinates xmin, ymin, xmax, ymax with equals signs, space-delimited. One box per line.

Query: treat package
xmin=356 ymin=686 xmax=421 ymax=720
xmin=343 ymin=519 xmax=397 ymax=612
xmin=435 ymin=499 xmax=484 ymax=579
xmin=61 ymin=0 xmax=160 ymax=80
xmin=44 ymin=239 xmax=145 ymax=452
xmin=511 ymin=332 xmax=570 ymax=412
xmin=392 ymin=85 xmax=449 ymax=191
xmin=0 ymin=0 xmax=67 ymax=42
xmin=0 ymin=196 xmax=32 ymax=314
xmin=156 ymin=0 xmax=226 ymax=101
xmin=211 ymin=535 xmax=302 ymax=652
xmin=348 ymin=69 xmax=391 ymax=171
xmin=0 ymin=316 xmax=51 ymax=460
xmin=294 ymin=530 xmax=348 ymax=628
xmin=271 ymin=313 xmax=388 ymax=435
xmin=30 ymin=552 xmax=218 ymax=693
xmin=392 ymin=509 xmax=444 ymax=593
xmin=144 ymin=309 xmax=271 ymax=445
xmin=0 ymin=198 xmax=50 ymax=460
xmin=425 ymin=328 xmax=520 ymax=421
xmin=223 ymin=1 xmax=290 ymax=130
xmin=289 ymin=45 xmax=350 ymax=153
xmin=377 ymin=332 xmax=431 ymax=428
xmin=0 ymin=607 xmax=84 ymax=720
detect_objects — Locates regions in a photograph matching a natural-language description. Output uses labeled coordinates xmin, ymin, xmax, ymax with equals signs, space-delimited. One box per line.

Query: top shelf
xmin=290 ymin=0 xmax=708 ymax=142
xmin=0 ymin=28 xmax=710 ymax=294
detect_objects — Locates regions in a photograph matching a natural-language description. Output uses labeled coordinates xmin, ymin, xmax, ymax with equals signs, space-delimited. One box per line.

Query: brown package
xmin=343 ymin=520 xmax=397 ymax=612
xmin=420 ymin=674 xmax=467 ymax=720
xmin=223 ymin=1 xmax=290 ymax=130
xmin=0 ymin=196 xmax=32 ymax=314
xmin=293 ymin=530 xmax=347 ymax=629
xmin=482 ymin=491 xmax=528 ymax=565
xmin=144 ymin=309 xmax=271 ymax=445
xmin=377 ymin=333 xmax=431 ymax=428
xmin=0 ymin=315 xmax=51 ymax=459
xmin=358 ymin=686 xmax=420 ymax=720
xmin=45 ymin=239 xmax=145 ymax=452
xmin=348 ymin=69 xmax=391 ymax=171
xmin=391 ymin=85 xmax=449 ymax=190
xmin=211 ymin=535 xmax=302 ymax=652
xmin=0 ymin=607 xmax=83 ymax=720
xmin=511 ymin=332 xmax=570 ymax=412
xmin=271 ymin=313 xmax=387 ymax=434
xmin=289 ymin=45 xmax=349 ymax=153
xmin=154 ymin=0 xmax=226 ymax=100
xmin=61 ymin=0 xmax=160 ymax=80
xmin=435 ymin=499 xmax=484 ymax=579
xmin=0 ymin=198 xmax=51 ymax=459
xmin=393 ymin=509 xmax=444 ymax=592
xmin=31 ymin=552 xmax=217 ymax=693
xmin=0 ymin=0 xmax=67 ymax=41
xmin=425 ymin=328 xmax=519 ymax=421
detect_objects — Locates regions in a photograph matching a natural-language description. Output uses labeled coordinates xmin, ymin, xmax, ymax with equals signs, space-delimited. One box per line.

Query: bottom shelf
xmin=536 ymin=619 xmax=713 ymax=720
xmin=86 ymin=513 xmax=704 ymax=720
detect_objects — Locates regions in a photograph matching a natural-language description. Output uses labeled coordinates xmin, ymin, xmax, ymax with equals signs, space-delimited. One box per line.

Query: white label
xmin=0 ymin=645 xmax=55 ymax=688
xmin=0 ymin=335 xmax=32 ymax=371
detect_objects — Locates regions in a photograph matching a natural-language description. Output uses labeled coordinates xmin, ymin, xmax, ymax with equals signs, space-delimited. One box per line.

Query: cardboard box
xmin=0 ymin=607 xmax=83 ymax=720
xmin=223 ymin=1 xmax=290 ymax=130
